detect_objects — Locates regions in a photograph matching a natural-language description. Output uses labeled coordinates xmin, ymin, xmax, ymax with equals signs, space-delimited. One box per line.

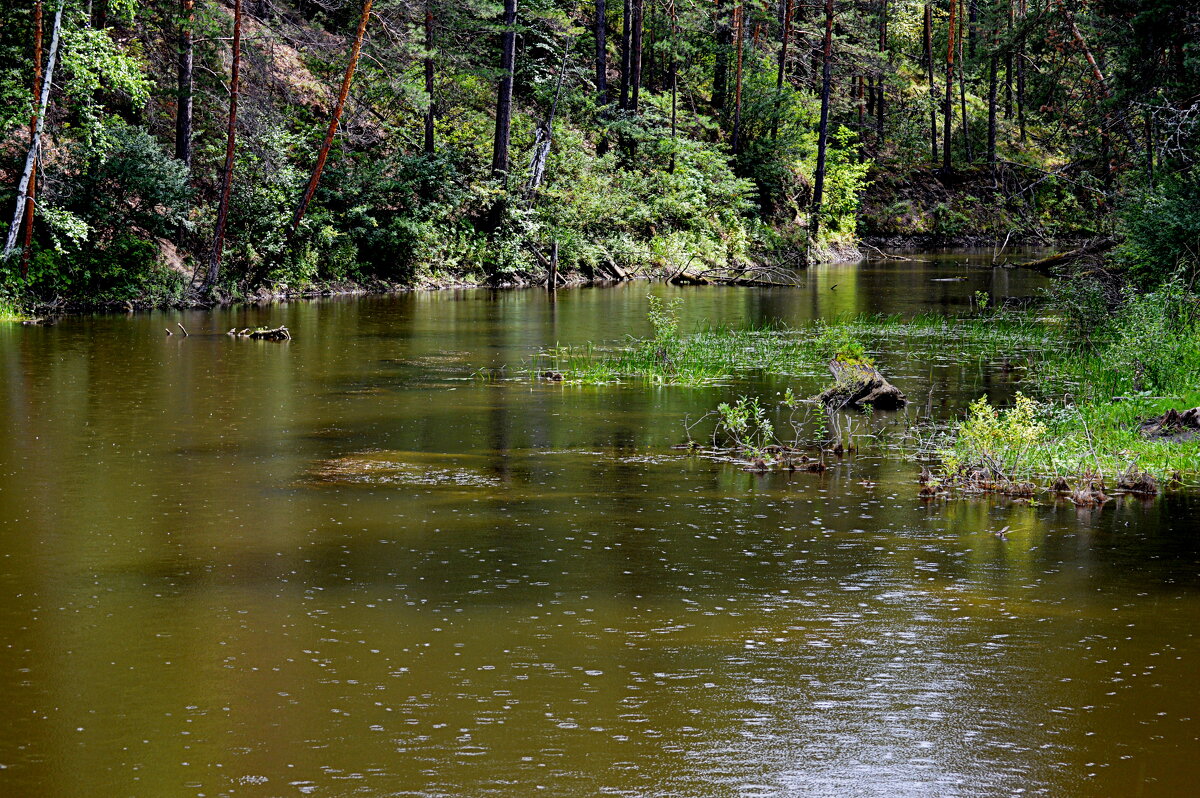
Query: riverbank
xmin=6 ymin=239 xmax=880 ymax=315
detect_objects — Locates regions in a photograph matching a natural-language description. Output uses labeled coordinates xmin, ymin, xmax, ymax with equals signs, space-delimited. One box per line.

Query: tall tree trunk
xmin=770 ymin=0 xmax=792 ymax=139
xmin=491 ymin=0 xmax=518 ymax=187
xmin=176 ymin=0 xmax=194 ymax=168
xmin=4 ymin=0 xmax=62 ymax=262
xmin=424 ymin=2 xmax=435 ymax=155
xmin=596 ymin=0 xmax=609 ymax=155
xmin=629 ymin=0 xmax=643 ymax=113
xmin=958 ymin=0 xmax=971 ymax=161
xmin=619 ymin=0 xmax=631 ymax=109
xmin=669 ymin=0 xmax=677 ymax=171
xmin=645 ymin=1 xmax=656 ymax=93
xmin=811 ymin=0 xmax=835 ymax=237
xmin=18 ymin=0 xmax=44 ymax=277
xmin=292 ymin=0 xmax=374 ymax=233
xmin=1016 ymin=0 xmax=1025 ymax=142
xmin=526 ymin=35 xmax=572 ymax=195
xmin=713 ymin=0 xmax=729 ymax=111
xmin=876 ymin=0 xmax=887 ymax=143
xmin=943 ymin=0 xmax=957 ymax=174
xmin=924 ymin=2 xmax=938 ymax=164
xmin=1056 ymin=0 xmax=1138 ymax=158
xmin=595 ymin=0 xmax=607 ymax=103
xmin=204 ymin=0 xmax=242 ymax=287
xmin=776 ymin=0 xmax=792 ymax=93
xmin=730 ymin=1 xmax=744 ymax=154
xmin=987 ymin=25 xmax=997 ymax=168
xmin=1004 ymin=0 xmax=1012 ymax=118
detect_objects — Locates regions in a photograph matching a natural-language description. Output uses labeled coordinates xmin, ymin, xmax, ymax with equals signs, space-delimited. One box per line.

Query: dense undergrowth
xmin=3 ymin=0 xmax=1159 ymax=311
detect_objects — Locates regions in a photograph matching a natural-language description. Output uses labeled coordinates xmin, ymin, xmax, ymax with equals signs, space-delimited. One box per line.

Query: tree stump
xmin=1139 ymin=407 xmax=1200 ymax=442
xmin=818 ymin=359 xmax=907 ymax=410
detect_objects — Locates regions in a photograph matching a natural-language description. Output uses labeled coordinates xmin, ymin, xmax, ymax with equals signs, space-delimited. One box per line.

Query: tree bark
xmin=292 ymin=0 xmax=374 ymax=233
xmin=958 ymin=0 xmax=971 ymax=161
xmin=770 ymin=0 xmax=792 ymax=139
xmin=1004 ymin=0 xmax=1012 ymax=118
xmin=819 ymin=359 xmax=907 ymax=409
xmin=204 ymin=0 xmax=242 ymax=287
xmin=776 ymin=0 xmax=792 ymax=93
xmin=619 ymin=0 xmax=631 ymax=110
xmin=18 ymin=0 xmax=44 ymax=277
xmin=595 ymin=0 xmax=607 ymax=103
xmin=943 ymin=0 xmax=957 ymax=174
xmin=4 ymin=0 xmax=62 ymax=262
xmin=1056 ymin=0 xmax=1138 ymax=156
xmin=526 ymin=34 xmax=572 ymax=195
xmin=924 ymin=2 xmax=938 ymax=164
xmin=424 ymin=2 xmax=435 ymax=155
xmin=876 ymin=0 xmax=887 ymax=143
xmin=176 ymin=0 xmax=194 ymax=168
xmin=712 ymin=0 xmax=729 ymax=111
xmin=987 ymin=32 xmax=997 ymax=168
xmin=811 ymin=0 xmax=835 ymax=237
xmin=1016 ymin=0 xmax=1025 ymax=142
xmin=730 ymin=1 xmax=744 ymax=154
xmin=669 ymin=0 xmax=677 ymax=170
xmin=629 ymin=0 xmax=643 ymax=113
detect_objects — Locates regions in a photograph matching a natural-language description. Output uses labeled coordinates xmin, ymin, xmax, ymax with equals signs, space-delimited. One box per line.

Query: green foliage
xmin=55 ymin=124 xmax=191 ymax=243
xmin=812 ymin=127 xmax=872 ymax=238
xmin=1114 ymin=169 xmax=1200 ymax=283
xmin=1051 ymin=278 xmax=1200 ymax=399
xmin=714 ymin=395 xmax=775 ymax=458
xmin=18 ymin=234 xmax=185 ymax=306
xmin=646 ymin=294 xmax=683 ymax=344
xmin=942 ymin=393 xmax=1046 ymax=479
xmin=814 ymin=322 xmax=871 ymax=365
xmin=60 ymin=22 xmax=152 ymax=141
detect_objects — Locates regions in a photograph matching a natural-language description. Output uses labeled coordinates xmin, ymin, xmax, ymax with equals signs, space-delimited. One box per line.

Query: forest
xmin=0 ymin=0 xmax=1196 ymax=309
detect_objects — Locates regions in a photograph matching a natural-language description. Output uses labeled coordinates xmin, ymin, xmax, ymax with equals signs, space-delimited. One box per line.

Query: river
xmin=1 ymin=251 xmax=1198 ymax=797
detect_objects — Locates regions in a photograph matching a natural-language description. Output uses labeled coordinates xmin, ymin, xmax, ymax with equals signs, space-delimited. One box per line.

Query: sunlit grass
xmin=536 ymin=311 xmax=1058 ymax=385
xmin=0 ymin=299 xmax=27 ymax=322
xmin=536 ymin=298 xmax=1200 ymax=486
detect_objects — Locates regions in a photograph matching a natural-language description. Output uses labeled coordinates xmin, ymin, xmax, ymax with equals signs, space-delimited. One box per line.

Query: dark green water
xmin=1 ymin=253 xmax=1198 ymax=797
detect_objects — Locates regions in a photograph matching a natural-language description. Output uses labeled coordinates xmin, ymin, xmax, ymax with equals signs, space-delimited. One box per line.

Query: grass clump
xmin=937 ymin=278 xmax=1200 ymax=492
xmin=538 ymin=299 xmax=1053 ymax=386
xmin=0 ymin=297 xmax=28 ymax=322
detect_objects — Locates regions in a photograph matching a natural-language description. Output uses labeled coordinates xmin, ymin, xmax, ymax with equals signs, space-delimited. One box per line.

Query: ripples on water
xmin=0 ymin=257 xmax=1198 ymax=797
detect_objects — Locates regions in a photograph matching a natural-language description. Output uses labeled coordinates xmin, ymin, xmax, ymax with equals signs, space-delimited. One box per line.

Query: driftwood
xmin=669 ymin=271 xmax=710 ymax=285
xmin=818 ymin=359 xmax=907 ymax=410
xmin=226 ymin=326 xmax=291 ymax=341
xmin=1139 ymin=407 xmax=1200 ymax=442
xmin=669 ymin=263 xmax=801 ymax=287
xmin=1016 ymin=238 xmax=1116 ymax=273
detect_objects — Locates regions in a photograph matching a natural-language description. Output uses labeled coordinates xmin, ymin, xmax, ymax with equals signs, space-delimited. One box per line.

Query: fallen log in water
xmin=668 ymin=271 xmax=710 ymax=285
xmin=226 ymin=326 xmax=291 ymax=341
xmin=1016 ymin=238 xmax=1116 ymax=273
xmin=818 ymin=359 xmax=907 ymax=410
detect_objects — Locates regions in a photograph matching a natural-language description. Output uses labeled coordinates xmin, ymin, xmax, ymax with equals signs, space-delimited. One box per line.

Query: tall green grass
xmin=0 ymin=299 xmax=26 ymax=322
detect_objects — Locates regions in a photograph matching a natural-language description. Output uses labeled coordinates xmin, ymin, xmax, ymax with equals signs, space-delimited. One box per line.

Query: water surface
xmin=1 ymin=252 xmax=1198 ymax=797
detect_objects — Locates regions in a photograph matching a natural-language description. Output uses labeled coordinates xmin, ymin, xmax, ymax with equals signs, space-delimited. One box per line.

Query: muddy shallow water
xmin=1 ymin=252 xmax=1198 ymax=797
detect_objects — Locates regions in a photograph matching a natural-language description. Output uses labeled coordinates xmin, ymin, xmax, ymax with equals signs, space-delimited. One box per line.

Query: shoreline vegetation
xmin=537 ymin=290 xmax=1200 ymax=497
xmin=4 ymin=1 xmax=1182 ymax=313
